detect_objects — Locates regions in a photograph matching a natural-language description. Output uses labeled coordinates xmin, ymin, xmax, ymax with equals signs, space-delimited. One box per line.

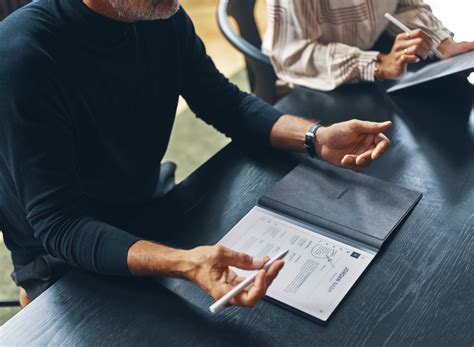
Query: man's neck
xmin=82 ymin=0 xmax=134 ymax=22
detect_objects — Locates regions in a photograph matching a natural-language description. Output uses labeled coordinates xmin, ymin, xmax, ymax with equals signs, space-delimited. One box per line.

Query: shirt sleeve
xmin=388 ymin=0 xmax=453 ymax=48
xmin=262 ymin=0 xmax=379 ymax=92
xmin=0 ymin=56 xmax=141 ymax=276
xmin=177 ymin=8 xmax=283 ymax=147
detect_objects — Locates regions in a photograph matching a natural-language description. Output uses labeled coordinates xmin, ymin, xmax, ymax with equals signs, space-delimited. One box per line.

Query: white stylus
xmin=384 ymin=12 xmax=444 ymax=59
xmin=209 ymin=249 xmax=289 ymax=314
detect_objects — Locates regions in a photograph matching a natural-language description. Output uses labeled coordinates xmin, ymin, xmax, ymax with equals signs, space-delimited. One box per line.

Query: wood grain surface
xmin=1 ymin=76 xmax=472 ymax=346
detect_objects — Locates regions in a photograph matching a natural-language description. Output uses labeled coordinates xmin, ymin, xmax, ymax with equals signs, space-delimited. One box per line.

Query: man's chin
xmin=153 ymin=5 xmax=180 ymax=20
xmin=147 ymin=0 xmax=180 ymax=20
xmin=110 ymin=0 xmax=181 ymax=21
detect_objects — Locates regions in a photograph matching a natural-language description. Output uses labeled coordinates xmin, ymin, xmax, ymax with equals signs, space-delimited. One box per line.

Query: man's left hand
xmin=315 ymin=120 xmax=392 ymax=172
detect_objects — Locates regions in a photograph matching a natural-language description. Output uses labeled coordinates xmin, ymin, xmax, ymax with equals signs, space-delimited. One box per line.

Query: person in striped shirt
xmin=262 ymin=0 xmax=474 ymax=91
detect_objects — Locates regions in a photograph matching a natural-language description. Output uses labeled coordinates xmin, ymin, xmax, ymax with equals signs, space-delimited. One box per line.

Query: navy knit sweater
xmin=0 ymin=0 xmax=282 ymax=275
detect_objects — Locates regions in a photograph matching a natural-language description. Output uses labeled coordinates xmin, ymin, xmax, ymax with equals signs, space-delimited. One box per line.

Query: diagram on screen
xmin=311 ymin=244 xmax=342 ymax=268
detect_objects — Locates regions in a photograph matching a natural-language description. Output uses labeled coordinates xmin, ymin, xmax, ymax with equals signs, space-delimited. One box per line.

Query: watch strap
xmin=305 ymin=122 xmax=322 ymax=158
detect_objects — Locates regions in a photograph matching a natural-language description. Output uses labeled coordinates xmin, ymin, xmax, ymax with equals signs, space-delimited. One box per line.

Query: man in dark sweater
xmin=0 ymin=0 xmax=392 ymax=308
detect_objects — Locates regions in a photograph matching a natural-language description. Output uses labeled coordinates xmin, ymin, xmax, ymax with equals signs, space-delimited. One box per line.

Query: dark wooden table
xmin=1 ymin=76 xmax=473 ymax=346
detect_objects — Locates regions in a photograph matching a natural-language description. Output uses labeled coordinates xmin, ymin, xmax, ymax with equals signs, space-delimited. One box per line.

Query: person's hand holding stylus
xmin=209 ymin=249 xmax=289 ymax=313
xmin=182 ymin=245 xmax=285 ymax=310
xmin=385 ymin=13 xmax=474 ymax=61
xmin=374 ymin=14 xmax=435 ymax=80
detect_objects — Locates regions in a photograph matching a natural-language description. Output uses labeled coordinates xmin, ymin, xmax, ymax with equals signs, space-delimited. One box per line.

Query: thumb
xmin=351 ymin=120 xmax=392 ymax=134
xmin=219 ymin=247 xmax=267 ymax=270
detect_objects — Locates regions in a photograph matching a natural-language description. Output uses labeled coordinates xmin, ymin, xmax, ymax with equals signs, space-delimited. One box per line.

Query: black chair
xmin=0 ymin=1 xmax=30 ymax=309
xmin=217 ymin=0 xmax=277 ymax=104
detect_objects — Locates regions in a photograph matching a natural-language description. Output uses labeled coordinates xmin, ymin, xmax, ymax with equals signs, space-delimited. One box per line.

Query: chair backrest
xmin=217 ymin=0 xmax=277 ymax=104
xmin=0 ymin=0 xmax=31 ymax=20
xmin=227 ymin=1 xmax=261 ymax=49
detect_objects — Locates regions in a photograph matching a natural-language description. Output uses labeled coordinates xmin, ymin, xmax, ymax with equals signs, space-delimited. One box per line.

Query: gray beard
xmin=109 ymin=0 xmax=181 ymax=21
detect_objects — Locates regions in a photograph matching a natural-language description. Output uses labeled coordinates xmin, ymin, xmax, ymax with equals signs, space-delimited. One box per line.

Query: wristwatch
xmin=305 ymin=122 xmax=322 ymax=158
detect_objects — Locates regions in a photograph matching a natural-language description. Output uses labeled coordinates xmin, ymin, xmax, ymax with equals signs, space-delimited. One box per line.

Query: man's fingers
xmin=264 ymin=260 xmax=285 ymax=285
xmin=231 ymin=270 xmax=266 ymax=308
xmin=350 ymin=120 xmax=392 ymax=134
xmin=229 ymin=260 xmax=284 ymax=308
xmin=341 ymin=154 xmax=357 ymax=167
xmin=230 ymin=275 xmax=245 ymax=286
xmin=226 ymin=270 xmax=238 ymax=284
xmin=341 ymin=155 xmax=365 ymax=172
xmin=353 ymin=134 xmax=375 ymax=155
xmin=355 ymin=148 xmax=374 ymax=166
xmin=349 ymin=133 xmax=390 ymax=165
xmin=212 ymin=282 xmax=236 ymax=302
xmin=371 ymin=133 xmax=391 ymax=160
xmin=214 ymin=245 xmax=268 ymax=270
xmin=355 ymin=142 xmax=387 ymax=165
xmin=341 ymin=123 xmax=391 ymax=169
xmin=252 ymin=269 xmax=266 ymax=296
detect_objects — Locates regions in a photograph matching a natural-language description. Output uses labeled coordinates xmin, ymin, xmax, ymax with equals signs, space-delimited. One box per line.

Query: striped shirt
xmin=262 ymin=0 xmax=453 ymax=91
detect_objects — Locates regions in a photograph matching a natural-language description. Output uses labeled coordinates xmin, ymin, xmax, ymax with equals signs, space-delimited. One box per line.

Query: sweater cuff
xmin=240 ymin=94 xmax=284 ymax=146
xmin=358 ymin=51 xmax=380 ymax=82
xmin=259 ymin=106 xmax=285 ymax=146
xmin=99 ymin=232 xmax=142 ymax=276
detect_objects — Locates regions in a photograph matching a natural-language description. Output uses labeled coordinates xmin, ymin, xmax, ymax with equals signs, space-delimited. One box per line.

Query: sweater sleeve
xmin=262 ymin=0 xmax=380 ymax=92
xmin=0 ymin=53 xmax=141 ymax=276
xmin=387 ymin=0 xmax=454 ymax=48
xmin=177 ymin=9 xmax=283 ymax=146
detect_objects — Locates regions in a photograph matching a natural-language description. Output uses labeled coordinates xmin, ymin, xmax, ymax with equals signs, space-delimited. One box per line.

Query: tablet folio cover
xmin=259 ymin=160 xmax=422 ymax=249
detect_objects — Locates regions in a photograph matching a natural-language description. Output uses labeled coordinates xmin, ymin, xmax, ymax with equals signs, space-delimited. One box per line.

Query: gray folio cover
xmin=259 ymin=161 xmax=422 ymax=250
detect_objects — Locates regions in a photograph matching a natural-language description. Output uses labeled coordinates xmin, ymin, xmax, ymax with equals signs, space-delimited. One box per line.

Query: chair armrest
xmin=216 ymin=0 xmax=272 ymax=66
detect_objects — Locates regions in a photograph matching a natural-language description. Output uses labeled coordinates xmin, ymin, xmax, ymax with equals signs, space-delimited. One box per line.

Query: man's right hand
xmin=377 ymin=29 xmax=434 ymax=80
xmin=128 ymin=241 xmax=284 ymax=309
xmin=183 ymin=245 xmax=284 ymax=308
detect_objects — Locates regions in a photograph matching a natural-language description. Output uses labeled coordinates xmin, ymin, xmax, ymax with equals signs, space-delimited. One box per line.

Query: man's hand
xmin=183 ymin=245 xmax=284 ymax=308
xmin=315 ymin=120 xmax=392 ymax=172
xmin=270 ymin=115 xmax=392 ymax=171
xmin=377 ymin=29 xmax=433 ymax=80
xmin=127 ymin=241 xmax=284 ymax=309
xmin=438 ymin=38 xmax=474 ymax=59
